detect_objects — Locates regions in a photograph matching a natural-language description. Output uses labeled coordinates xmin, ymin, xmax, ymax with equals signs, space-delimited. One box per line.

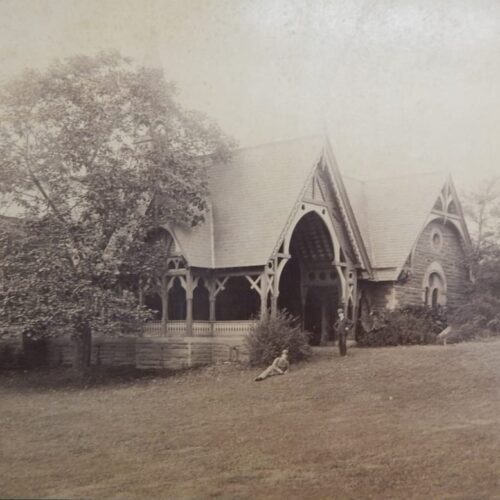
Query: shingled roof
xmin=343 ymin=171 xmax=448 ymax=280
xmin=174 ymin=136 xmax=324 ymax=268
xmin=173 ymin=137 xmax=455 ymax=280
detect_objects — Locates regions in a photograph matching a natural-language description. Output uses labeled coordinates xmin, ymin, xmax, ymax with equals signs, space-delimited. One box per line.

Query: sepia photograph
xmin=1 ymin=0 xmax=499 ymax=498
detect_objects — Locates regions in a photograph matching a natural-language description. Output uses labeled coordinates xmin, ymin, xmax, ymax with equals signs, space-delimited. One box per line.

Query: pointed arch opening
xmin=278 ymin=211 xmax=344 ymax=345
xmin=193 ymin=278 xmax=210 ymax=320
xmin=422 ymin=262 xmax=447 ymax=308
xmin=168 ymin=277 xmax=186 ymax=320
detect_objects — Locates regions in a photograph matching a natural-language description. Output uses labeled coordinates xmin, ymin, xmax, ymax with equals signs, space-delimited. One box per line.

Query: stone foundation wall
xmin=358 ymin=281 xmax=396 ymax=312
xmin=46 ymin=335 xmax=249 ymax=370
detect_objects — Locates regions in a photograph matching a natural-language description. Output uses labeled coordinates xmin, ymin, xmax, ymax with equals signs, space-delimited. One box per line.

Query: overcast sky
xmin=1 ymin=0 xmax=499 ymax=191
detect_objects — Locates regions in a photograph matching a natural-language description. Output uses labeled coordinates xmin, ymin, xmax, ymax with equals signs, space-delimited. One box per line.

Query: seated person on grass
xmin=254 ymin=349 xmax=289 ymax=381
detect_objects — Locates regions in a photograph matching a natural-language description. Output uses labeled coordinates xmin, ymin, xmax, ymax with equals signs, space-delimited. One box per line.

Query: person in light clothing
xmin=254 ymin=349 xmax=290 ymax=381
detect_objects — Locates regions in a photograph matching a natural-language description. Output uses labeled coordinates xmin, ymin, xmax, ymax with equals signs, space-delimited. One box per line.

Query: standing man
xmin=335 ymin=308 xmax=352 ymax=356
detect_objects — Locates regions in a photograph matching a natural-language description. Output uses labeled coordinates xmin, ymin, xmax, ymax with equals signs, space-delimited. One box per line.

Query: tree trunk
xmin=74 ymin=322 xmax=92 ymax=374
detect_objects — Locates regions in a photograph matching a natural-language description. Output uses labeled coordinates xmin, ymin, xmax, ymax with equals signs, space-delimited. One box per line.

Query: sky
xmin=0 ymin=0 xmax=499 ymax=192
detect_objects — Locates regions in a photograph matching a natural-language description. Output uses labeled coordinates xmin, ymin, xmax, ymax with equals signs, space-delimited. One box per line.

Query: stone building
xmin=142 ymin=135 xmax=472 ymax=346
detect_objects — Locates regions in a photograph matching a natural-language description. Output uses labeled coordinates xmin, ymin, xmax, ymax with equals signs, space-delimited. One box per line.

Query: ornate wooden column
xmin=259 ymin=272 xmax=269 ymax=320
xmin=160 ymin=275 xmax=169 ymax=335
xmin=185 ymin=271 xmax=194 ymax=336
xmin=347 ymin=266 xmax=358 ymax=336
xmin=209 ymin=282 xmax=216 ymax=323
xmin=209 ymin=276 xmax=228 ymax=335
xmin=269 ymin=254 xmax=290 ymax=319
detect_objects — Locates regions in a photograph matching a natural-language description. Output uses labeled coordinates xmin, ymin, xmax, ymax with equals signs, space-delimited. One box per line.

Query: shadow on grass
xmin=0 ymin=365 xmax=206 ymax=391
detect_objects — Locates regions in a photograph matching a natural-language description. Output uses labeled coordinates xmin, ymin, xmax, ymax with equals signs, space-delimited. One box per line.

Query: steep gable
xmin=174 ymin=136 xmax=324 ymax=268
xmin=343 ymin=171 xmax=457 ymax=280
xmin=170 ymin=136 xmax=470 ymax=279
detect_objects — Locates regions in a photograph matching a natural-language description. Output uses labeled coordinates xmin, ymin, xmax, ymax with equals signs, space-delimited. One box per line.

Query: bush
xmin=446 ymin=293 xmax=500 ymax=343
xmin=356 ymin=305 xmax=446 ymax=347
xmin=246 ymin=311 xmax=311 ymax=366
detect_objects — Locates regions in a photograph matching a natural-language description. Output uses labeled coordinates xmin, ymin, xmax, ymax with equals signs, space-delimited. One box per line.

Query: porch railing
xmin=213 ymin=320 xmax=256 ymax=337
xmin=142 ymin=320 xmax=256 ymax=338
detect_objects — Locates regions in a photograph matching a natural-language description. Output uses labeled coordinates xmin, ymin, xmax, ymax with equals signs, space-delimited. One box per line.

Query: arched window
xmin=193 ymin=279 xmax=210 ymax=320
xmin=422 ymin=262 xmax=447 ymax=308
xmin=431 ymin=288 xmax=439 ymax=309
xmin=168 ymin=277 xmax=186 ymax=320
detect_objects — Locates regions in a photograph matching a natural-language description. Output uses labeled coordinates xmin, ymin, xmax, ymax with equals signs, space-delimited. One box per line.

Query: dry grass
xmin=1 ymin=340 xmax=500 ymax=499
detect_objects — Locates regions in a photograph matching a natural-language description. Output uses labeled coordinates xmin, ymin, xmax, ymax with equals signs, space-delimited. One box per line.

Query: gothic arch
xmin=276 ymin=203 xmax=347 ymax=300
xmin=422 ymin=261 xmax=447 ymax=307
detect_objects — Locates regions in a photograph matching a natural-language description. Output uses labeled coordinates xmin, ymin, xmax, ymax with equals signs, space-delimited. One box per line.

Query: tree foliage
xmin=450 ymin=177 xmax=500 ymax=341
xmin=0 ymin=52 xmax=234 ymax=368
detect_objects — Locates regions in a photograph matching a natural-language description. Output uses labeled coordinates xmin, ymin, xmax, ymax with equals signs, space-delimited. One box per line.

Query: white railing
xmin=143 ymin=321 xmax=164 ymax=337
xmin=143 ymin=320 xmax=255 ymax=338
xmin=166 ymin=321 xmax=188 ymax=336
xmin=192 ymin=321 xmax=212 ymax=336
xmin=213 ymin=320 xmax=256 ymax=337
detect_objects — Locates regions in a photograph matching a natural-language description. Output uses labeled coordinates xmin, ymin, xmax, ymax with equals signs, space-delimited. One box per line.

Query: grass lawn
xmin=1 ymin=340 xmax=500 ymax=499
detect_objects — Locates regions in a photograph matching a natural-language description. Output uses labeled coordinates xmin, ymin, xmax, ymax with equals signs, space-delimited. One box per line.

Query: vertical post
xmin=320 ymin=296 xmax=329 ymax=345
xmin=270 ymin=271 xmax=278 ymax=319
xmin=260 ymin=271 xmax=269 ymax=320
xmin=209 ymin=279 xmax=216 ymax=325
xmin=161 ymin=275 xmax=168 ymax=336
xmin=350 ymin=267 xmax=358 ymax=339
xmin=271 ymin=295 xmax=278 ymax=318
xmin=270 ymin=266 xmax=280 ymax=319
xmin=186 ymin=271 xmax=193 ymax=337
xmin=138 ymin=277 xmax=144 ymax=306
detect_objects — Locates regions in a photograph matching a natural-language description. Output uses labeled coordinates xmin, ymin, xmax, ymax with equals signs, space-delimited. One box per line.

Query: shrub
xmin=446 ymin=293 xmax=500 ymax=342
xmin=356 ymin=305 xmax=446 ymax=347
xmin=246 ymin=310 xmax=311 ymax=366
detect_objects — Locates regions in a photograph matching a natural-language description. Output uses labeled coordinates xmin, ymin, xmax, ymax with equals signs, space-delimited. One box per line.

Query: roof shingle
xmin=174 ymin=137 xmax=451 ymax=279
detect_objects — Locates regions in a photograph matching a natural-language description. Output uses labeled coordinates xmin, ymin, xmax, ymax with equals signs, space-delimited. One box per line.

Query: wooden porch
xmin=142 ymin=320 xmax=256 ymax=338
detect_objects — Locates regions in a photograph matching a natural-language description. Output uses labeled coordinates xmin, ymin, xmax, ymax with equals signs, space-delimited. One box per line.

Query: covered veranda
xmin=141 ymin=202 xmax=358 ymax=343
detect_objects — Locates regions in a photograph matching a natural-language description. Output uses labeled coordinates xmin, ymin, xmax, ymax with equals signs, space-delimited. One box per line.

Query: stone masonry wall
xmin=46 ymin=336 xmax=249 ymax=370
xmin=394 ymin=220 xmax=469 ymax=308
xmin=358 ymin=281 xmax=396 ymax=312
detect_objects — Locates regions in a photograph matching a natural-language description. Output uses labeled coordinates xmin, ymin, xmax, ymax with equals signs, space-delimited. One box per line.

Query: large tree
xmin=0 ymin=52 xmax=233 ymax=370
xmin=463 ymin=176 xmax=500 ymax=295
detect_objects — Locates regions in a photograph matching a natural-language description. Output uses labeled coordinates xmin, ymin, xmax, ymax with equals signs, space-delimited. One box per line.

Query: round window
xmin=430 ymin=228 xmax=443 ymax=252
